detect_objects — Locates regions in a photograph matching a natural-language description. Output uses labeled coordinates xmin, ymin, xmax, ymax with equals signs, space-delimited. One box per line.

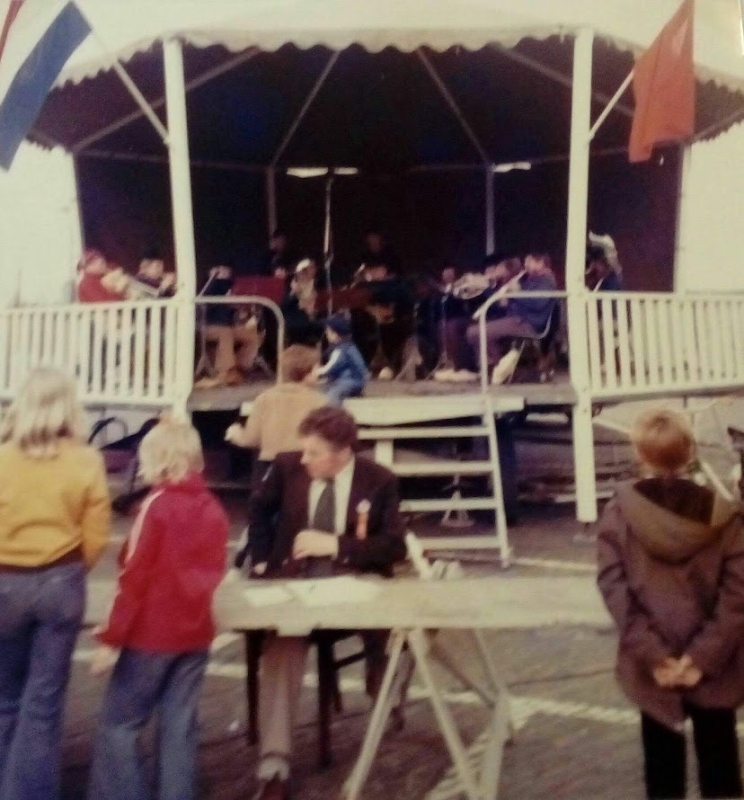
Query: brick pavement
xmin=60 ymin=439 xmax=742 ymax=799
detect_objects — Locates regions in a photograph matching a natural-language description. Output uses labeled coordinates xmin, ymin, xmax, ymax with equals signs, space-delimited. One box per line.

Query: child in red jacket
xmin=88 ymin=420 xmax=229 ymax=800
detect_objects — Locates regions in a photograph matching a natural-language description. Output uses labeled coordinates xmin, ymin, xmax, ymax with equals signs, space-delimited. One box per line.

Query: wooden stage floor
xmin=187 ymin=376 xmax=578 ymax=414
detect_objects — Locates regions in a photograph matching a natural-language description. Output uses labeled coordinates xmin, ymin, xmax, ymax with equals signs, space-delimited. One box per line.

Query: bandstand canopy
xmin=5 ymin=0 xmax=744 ymax=286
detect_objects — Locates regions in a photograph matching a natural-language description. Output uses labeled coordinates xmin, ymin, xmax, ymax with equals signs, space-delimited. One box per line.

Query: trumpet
xmin=100 ymin=267 xmax=169 ymax=299
xmin=452 ymin=272 xmax=491 ymax=300
xmin=471 ymin=270 xmax=526 ymax=318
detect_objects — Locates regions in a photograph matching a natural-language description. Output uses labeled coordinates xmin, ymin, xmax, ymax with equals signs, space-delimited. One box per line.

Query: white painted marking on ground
xmin=512 ymin=557 xmax=596 ymax=574
xmin=210 ymin=633 xmax=240 ymax=653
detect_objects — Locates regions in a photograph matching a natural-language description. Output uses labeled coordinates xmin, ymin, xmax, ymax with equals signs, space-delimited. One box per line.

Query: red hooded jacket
xmin=97 ymin=474 xmax=229 ymax=652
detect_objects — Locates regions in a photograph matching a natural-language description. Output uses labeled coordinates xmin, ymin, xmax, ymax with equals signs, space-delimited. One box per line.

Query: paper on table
xmin=243 ymin=585 xmax=294 ymax=606
xmin=288 ymin=576 xmax=381 ymax=607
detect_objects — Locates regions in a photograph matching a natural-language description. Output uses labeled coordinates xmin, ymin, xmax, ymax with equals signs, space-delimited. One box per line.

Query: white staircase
xmin=346 ymin=393 xmax=523 ymax=565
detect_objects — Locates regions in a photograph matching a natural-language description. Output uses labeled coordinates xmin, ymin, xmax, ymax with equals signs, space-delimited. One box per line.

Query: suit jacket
xmin=249 ymin=452 xmax=406 ymax=576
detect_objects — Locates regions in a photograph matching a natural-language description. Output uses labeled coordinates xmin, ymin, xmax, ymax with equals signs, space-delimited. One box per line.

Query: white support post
xmin=673 ymin=145 xmax=692 ymax=294
xmin=565 ymin=28 xmax=598 ymax=524
xmin=485 ymin=167 xmax=495 ymax=254
xmin=266 ymin=167 xmax=278 ymax=237
xmin=164 ymin=38 xmax=197 ymax=417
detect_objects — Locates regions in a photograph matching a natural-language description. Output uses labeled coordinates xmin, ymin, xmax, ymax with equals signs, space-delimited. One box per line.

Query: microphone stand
xmin=194 ymin=271 xmax=221 ymax=380
xmin=322 ymin=172 xmax=334 ymax=317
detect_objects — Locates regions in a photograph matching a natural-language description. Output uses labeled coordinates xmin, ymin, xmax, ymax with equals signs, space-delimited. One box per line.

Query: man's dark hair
xmin=527 ymin=251 xmax=553 ymax=270
xmin=586 ymin=245 xmax=608 ymax=267
xmin=299 ymin=407 xmax=358 ymax=451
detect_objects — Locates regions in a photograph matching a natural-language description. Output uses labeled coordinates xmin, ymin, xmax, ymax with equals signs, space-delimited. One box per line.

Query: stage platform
xmin=187 ymin=377 xmax=578 ymax=415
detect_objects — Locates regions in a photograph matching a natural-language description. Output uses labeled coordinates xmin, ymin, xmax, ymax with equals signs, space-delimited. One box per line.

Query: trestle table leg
xmin=343 ymin=629 xmax=407 ymax=799
xmin=407 ymin=628 xmax=481 ymax=800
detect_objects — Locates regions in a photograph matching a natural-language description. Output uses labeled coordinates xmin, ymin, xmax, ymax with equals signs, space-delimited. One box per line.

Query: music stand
xmin=287 ymin=166 xmax=359 ymax=317
xmin=427 ymin=290 xmax=455 ymax=378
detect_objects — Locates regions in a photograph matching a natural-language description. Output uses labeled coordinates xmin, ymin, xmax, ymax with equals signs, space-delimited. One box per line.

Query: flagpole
xmin=589 ymin=70 xmax=633 ymax=141
xmin=74 ymin=4 xmax=169 ymax=147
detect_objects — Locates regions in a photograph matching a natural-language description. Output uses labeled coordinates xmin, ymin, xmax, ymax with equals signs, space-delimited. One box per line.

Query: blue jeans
xmin=325 ymin=377 xmax=364 ymax=406
xmin=0 ymin=561 xmax=86 ymax=800
xmin=88 ymin=648 xmax=209 ymax=800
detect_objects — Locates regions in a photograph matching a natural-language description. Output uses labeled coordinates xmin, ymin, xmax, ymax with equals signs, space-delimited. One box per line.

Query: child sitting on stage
xmin=310 ymin=312 xmax=368 ymax=405
xmin=597 ymin=409 xmax=744 ymax=800
xmin=87 ymin=419 xmax=229 ymax=800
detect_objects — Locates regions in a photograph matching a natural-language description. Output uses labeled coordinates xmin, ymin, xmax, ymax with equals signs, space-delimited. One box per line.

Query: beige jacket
xmin=238 ymin=383 xmax=326 ymax=460
xmin=597 ymin=478 xmax=744 ymax=728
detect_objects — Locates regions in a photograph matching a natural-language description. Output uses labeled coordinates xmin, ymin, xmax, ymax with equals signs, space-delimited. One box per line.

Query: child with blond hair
xmin=597 ymin=408 xmax=744 ymax=799
xmin=88 ymin=419 xmax=229 ymax=800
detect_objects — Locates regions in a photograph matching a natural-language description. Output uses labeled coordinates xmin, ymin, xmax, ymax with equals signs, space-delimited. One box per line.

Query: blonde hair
xmin=138 ymin=419 xmax=204 ymax=484
xmin=631 ymin=409 xmax=694 ymax=475
xmin=280 ymin=344 xmax=320 ymax=382
xmin=0 ymin=368 xmax=84 ymax=458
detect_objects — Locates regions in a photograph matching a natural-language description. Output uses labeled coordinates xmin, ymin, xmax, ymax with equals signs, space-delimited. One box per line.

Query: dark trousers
xmin=641 ymin=705 xmax=743 ymax=799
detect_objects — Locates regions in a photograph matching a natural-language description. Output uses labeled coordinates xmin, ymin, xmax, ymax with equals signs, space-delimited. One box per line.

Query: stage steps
xmin=348 ymin=393 xmax=524 ymax=564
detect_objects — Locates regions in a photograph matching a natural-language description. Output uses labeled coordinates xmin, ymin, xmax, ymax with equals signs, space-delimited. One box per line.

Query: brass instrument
xmin=100 ymin=267 xmax=169 ymax=300
xmin=289 ymin=271 xmax=317 ymax=318
xmin=452 ymin=272 xmax=491 ymax=300
xmin=471 ymin=269 xmax=526 ymax=318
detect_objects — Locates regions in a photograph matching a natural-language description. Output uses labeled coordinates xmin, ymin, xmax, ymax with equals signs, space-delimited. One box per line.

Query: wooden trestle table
xmin=213 ymin=575 xmax=611 ymax=800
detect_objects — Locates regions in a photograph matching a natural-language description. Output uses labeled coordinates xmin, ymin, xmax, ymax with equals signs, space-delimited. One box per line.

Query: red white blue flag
xmin=0 ymin=0 xmax=90 ymax=169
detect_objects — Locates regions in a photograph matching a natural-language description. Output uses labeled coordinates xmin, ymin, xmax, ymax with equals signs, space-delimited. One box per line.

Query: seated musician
xmin=465 ymin=251 xmax=557 ymax=385
xmin=586 ymin=237 xmax=623 ymax=292
xmin=196 ymin=266 xmax=262 ymax=388
xmin=247 ymin=406 xmax=406 ymax=800
xmin=281 ymin=258 xmax=325 ymax=346
xmin=358 ymin=229 xmax=401 ymax=276
xmin=262 ymin=229 xmax=297 ymax=279
xmin=307 ymin=313 xmax=369 ymax=406
xmin=76 ymin=249 xmax=127 ymax=303
xmin=132 ymin=253 xmax=176 ymax=298
xmin=433 ymin=254 xmax=520 ymax=382
xmin=358 ymin=260 xmax=415 ymax=376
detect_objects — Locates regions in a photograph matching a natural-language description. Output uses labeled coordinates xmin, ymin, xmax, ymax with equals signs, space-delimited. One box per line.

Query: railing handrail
xmin=194 ymin=294 xmax=285 ymax=384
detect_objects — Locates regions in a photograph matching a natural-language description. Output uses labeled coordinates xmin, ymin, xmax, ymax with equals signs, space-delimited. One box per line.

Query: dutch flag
xmin=0 ymin=0 xmax=90 ymax=170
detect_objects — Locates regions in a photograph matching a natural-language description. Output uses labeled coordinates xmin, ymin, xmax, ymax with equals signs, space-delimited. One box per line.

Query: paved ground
xmin=61 ymin=415 xmax=743 ymax=799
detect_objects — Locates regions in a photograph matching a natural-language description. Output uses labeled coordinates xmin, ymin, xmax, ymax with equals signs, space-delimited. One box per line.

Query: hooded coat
xmin=597 ymin=477 xmax=744 ymax=729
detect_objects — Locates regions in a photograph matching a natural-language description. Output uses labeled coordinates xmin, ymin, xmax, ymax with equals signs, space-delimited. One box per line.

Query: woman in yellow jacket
xmin=0 ymin=368 xmax=111 ymax=800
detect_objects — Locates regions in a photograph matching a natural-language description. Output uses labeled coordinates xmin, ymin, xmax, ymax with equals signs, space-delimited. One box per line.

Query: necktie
xmin=312 ymin=479 xmax=336 ymax=533
xmin=306 ymin=479 xmax=336 ymax=577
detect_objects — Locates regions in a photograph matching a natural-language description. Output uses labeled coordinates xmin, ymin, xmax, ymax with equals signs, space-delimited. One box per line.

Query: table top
xmin=211 ymin=575 xmax=611 ymax=635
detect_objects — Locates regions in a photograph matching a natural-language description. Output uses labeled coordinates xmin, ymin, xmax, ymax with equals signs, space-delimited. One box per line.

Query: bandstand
xmin=2 ymin=0 xmax=744 ymax=560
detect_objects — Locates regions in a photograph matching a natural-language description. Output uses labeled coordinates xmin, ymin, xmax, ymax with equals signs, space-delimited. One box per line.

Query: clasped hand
xmin=293 ymin=529 xmax=339 ymax=560
xmin=652 ymin=654 xmax=702 ymax=689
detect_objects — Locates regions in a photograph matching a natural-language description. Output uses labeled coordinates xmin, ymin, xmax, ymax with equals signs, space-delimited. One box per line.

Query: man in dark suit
xmin=248 ymin=407 xmax=406 ymax=800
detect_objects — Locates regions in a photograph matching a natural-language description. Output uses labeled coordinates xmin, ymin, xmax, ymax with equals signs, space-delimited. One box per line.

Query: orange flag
xmin=629 ymin=0 xmax=695 ymax=163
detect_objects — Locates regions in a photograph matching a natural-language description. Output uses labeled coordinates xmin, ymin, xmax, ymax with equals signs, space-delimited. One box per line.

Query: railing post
xmin=164 ymin=38 xmax=196 ymax=417
xmin=565 ymin=28 xmax=598 ymax=524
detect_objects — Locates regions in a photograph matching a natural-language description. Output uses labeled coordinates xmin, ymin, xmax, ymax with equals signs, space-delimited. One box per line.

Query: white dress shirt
xmin=308 ymin=457 xmax=355 ymax=535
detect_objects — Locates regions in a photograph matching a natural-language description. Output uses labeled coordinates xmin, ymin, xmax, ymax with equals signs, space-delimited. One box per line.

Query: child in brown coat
xmin=597 ymin=409 xmax=744 ymax=799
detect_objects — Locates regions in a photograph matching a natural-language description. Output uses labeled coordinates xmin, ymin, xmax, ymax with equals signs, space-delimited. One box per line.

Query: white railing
xmin=0 ymin=300 xmax=179 ymax=406
xmin=472 ymin=289 xmax=567 ymax=391
xmin=0 ymin=295 xmax=286 ymax=409
xmin=3 ymin=291 xmax=744 ymax=409
xmin=584 ymin=292 xmax=744 ymax=398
